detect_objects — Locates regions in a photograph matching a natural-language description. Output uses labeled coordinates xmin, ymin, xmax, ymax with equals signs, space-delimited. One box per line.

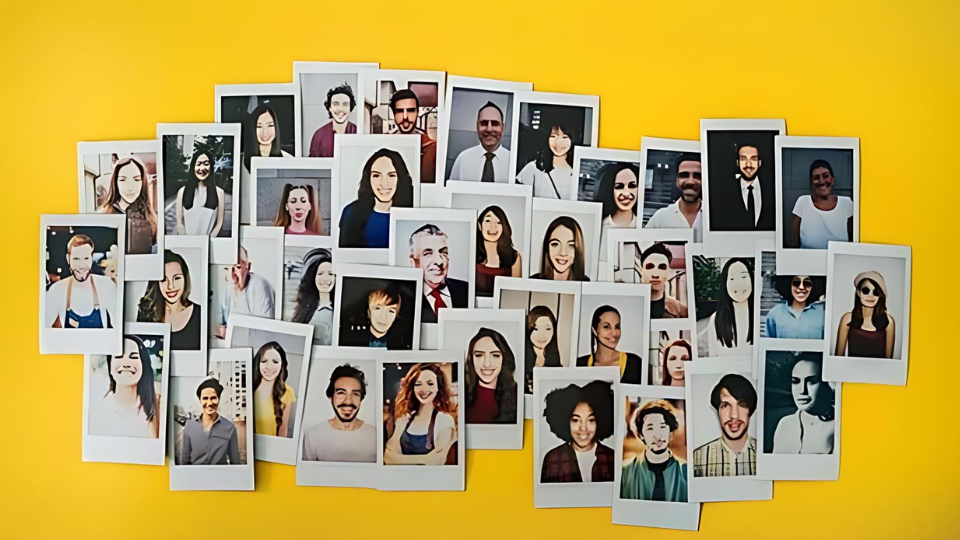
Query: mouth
xmin=416 ymin=392 xmax=432 ymax=401
xmin=554 ymin=257 xmax=571 ymax=267
xmin=294 ymin=211 xmax=304 ymax=220
xmin=796 ymin=396 xmax=812 ymax=405
xmin=725 ymin=420 xmax=743 ymax=432
xmin=479 ymin=369 xmax=497 ymax=378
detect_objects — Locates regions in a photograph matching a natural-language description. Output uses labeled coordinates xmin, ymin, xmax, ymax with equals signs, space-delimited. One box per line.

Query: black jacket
xmin=712 ymin=175 xmax=775 ymax=232
xmin=420 ymin=278 xmax=469 ymax=323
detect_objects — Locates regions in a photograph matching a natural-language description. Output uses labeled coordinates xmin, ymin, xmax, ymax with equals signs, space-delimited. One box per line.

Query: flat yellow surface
xmin=1 ymin=1 xmax=958 ymax=539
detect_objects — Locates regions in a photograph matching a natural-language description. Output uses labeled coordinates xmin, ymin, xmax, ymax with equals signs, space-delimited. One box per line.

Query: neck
xmin=479 ymin=378 xmax=496 ymax=390
xmin=534 ymin=346 xmax=546 ymax=366
xmin=790 ymin=299 xmax=806 ymax=312
xmin=373 ymin=199 xmax=392 ymax=213
xmin=481 ymin=142 xmax=500 ymax=153
xmin=287 ymin=220 xmax=308 ymax=233
xmin=255 ymin=381 xmax=274 ymax=395
xmin=572 ymin=441 xmax=596 ymax=453
xmin=595 ymin=345 xmax=620 ymax=365
xmin=112 ymin=384 xmax=139 ymax=407
xmin=670 ymin=378 xmax=684 ymax=387
xmin=370 ymin=327 xmax=387 ymax=339
xmin=812 ymin=192 xmax=832 ymax=203
xmin=418 ymin=401 xmax=435 ymax=417
xmin=166 ymin=300 xmax=185 ymax=314
xmin=259 ymin=144 xmax=271 ymax=156
xmin=645 ymin=449 xmax=669 ymax=464
xmin=650 ymin=287 xmax=665 ymax=301
xmin=677 ymin=197 xmax=701 ymax=216
xmin=319 ymin=292 xmax=331 ymax=305
xmin=330 ymin=416 xmax=363 ymax=432
xmin=332 ymin=120 xmax=347 ymax=134
xmin=552 ymin=268 xmax=571 ymax=280
xmin=862 ymin=306 xmax=875 ymax=318
xmin=72 ymin=276 xmax=92 ymax=289
xmin=734 ymin=302 xmax=750 ymax=317
xmin=552 ymin=155 xmax=569 ymax=169
xmin=611 ymin=209 xmax=633 ymax=226
xmin=723 ymin=433 xmax=748 ymax=453
xmin=202 ymin=411 xmax=218 ymax=424
xmin=117 ymin=199 xmax=131 ymax=211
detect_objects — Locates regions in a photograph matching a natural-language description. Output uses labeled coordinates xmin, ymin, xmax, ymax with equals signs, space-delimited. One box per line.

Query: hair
xmin=639 ymin=242 xmax=673 ymax=265
xmin=634 ymin=400 xmax=679 ymax=442
xmin=181 ymin=149 xmax=219 ymax=210
xmin=369 ymin=286 xmax=401 ymax=310
xmin=106 ymin=334 xmax=158 ymax=422
xmin=849 ymin=277 xmax=890 ymax=331
xmin=66 ymin=234 xmax=95 ymax=255
xmin=394 ymin=363 xmax=453 ymax=419
xmin=476 ymin=206 xmax=518 ymax=269
xmin=791 ymin=353 xmax=835 ymax=420
xmin=674 ymin=153 xmax=701 ymax=174
xmin=713 ymin=258 xmax=754 ymax=348
xmin=594 ymin=162 xmax=640 ymax=219
xmin=809 ymin=159 xmax=834 ymax=182
xmin=196 ymin=378 xmax=224 ymax=400
xmin=274 ymin=183 xmax=322 ymax=234
xmin=137 ymin=250 xmax=192 ymax=323
xmin=660 ymin=339 xmax=692 ymax=386
xmin=389 ymin=89 xmax=420 ymax=112
xmin=408 ymin=223 xmax=447 ymax=258
xmin=539 ymin=216 xmax=586 ymax=280
xmin=773 ymin=275 xmax=826 ymax=307
xmin=324 ymin=83 xmax=356 ymax=116
xmin=709 ymin=373 xmax=758 ymax=415
xmin=326 ymin=364 xmax=367 ymax=400
xmin=252 ymin=342 xmax=289 ymax=436
xmin=543 ymin=380 xmax=614 ymax=443
xmin=588 ymin=305 xmax=620 ymax=359
xmin=244 ymin=103 xmax=283 ymax=170
xmin=339 ymin=149 xmax=414 ymax=247
xmin=478 ymin=101 xmax=503 ymax=121
xmin=98 ymin=158 xmax=159 ymax=236
xmin=292 ymin=248 xmax=334 ymax=323
xmin=525 ymin=305 xmax=562 ymax=376
xmin=535 ymin=111 xmax=581 ymax=173
xmin=464 ymin=327 xmax=517 ymax=410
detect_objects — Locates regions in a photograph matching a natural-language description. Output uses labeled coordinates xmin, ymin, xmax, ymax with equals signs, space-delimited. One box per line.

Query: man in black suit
xmin=409 ymin=224 xmax=468 ymax=323
xmin=715 ymin=143 xmax=775 ymax=231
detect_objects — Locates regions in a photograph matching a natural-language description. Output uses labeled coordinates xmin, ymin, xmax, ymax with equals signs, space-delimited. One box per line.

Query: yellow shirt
xmin=585 ymin=352 xmax=627 ymax=378
xmin=254 ymin=382 xmax=296 ymax=436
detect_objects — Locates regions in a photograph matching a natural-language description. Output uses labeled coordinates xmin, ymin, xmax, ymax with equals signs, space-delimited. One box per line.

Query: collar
xmin=720 ymin=435 xmax=753 ymax=455
xmin=427 ymin=281 xmax=449 ymax=295
xmin=738 ymin=175 xmax=760 ymax=190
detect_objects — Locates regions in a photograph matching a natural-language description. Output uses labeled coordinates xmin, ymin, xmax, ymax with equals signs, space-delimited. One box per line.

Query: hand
xmin=218 ymin=325 xmax=227 ymax=339
xmin=424 ymin=447 xmax=448 ymax=466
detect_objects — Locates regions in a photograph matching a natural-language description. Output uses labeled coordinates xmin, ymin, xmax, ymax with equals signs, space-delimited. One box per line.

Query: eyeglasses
xmin=792 ymin=278 xmax=813 ymax=289
xmin=860 ymin=286 xmax=878 ymax=296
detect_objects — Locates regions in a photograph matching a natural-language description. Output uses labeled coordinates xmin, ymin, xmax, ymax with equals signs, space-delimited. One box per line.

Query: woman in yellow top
xmin=253 ymin=341 xmax=296 ymax=438
xmin=576 ymin=305 xmax=643 ymax=384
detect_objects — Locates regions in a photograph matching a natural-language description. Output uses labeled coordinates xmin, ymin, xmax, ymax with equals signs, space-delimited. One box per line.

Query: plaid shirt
xmin=541 ymin=442 xmax=615 ymax=483
xmin=692 ymin=436 xmax=757 ymax=477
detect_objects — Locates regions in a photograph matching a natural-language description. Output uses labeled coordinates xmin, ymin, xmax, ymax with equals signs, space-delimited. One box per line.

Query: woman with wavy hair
xmin=137 ymin=250 xmax=201 ymax=351
xmin=576 ymin=305 xmax=643 ymax=384
xmin=97 ymin=157 xmax=158 ymax=254
xmin=338 ymin=148 xmax=414 ymax=248
xmin=531 ymin=216 xmax=589 ymax=281
xmin=834 ymin=271 xmax=895 ymax=358
xmin=594 ymin=162 xmax=640 ymax=256
xmin=475 ymin=205 xmax=522 ymax=297
xmin=253 ymin=341 xmax=296 ymax=438
xmin=464 ymin=327 xmax=518 ymax=424
xmin=384 ymin=363 xmax=457 ymax=465
xmin=773 ymin=353 xmax=835 ymax=454
xmin=274 ymin=183 xmax=322 ymax=235
xmin=291 ymin=248 xmax=334 ymax=344
xmin=516 ymin=111 xmax=581 ymax=199
xmin=706 ymin=258 xmax=754 ymax=356
xmin=175 ymin=149 xmax=224 ymax=237
xmin=525 ymin=305 xmax=563 ymax=394
xmin=89 ymin=334 xmax=160 ymax=438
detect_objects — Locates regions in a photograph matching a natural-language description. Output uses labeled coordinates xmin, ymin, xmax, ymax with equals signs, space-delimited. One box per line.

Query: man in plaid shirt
xmin=692 ymin=373 xmax=758 ymax=477
xmin=540 ymin=380 xmax=616 ymax=483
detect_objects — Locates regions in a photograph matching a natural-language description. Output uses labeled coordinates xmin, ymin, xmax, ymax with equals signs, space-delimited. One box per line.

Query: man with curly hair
xmin=308 ymin=83 xmax=358 ymax=157
xmin=620 ymin=399 xmax=688 ymax=501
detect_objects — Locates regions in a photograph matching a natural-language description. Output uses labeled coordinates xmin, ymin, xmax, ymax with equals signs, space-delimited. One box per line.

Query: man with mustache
xmin=645 ymin=153 xmax=703 ymax=242
xmin=308 ymin=83 xmax=357 ymax=158
xmin=713 ymin=143 xmax=775 ymax=231
xmin=46 ymin=234 xmax=117 ymax=329
xmin=216 ymin=246 xmax=276 ymax=338
xmin=448 ymin=101 xmax=510 ymax=183
xmin=408 ymin=224 xmax=468 ymax=323
xmin=692 ymin=374 xmax=758 ymax=477
xmin=301 ymin=364 xmax=376 ymax=463
xmin=180 ymin=378 xmax=241 ymax=465
xmin=620 ymin=400 xmax=688 ymax=501
xmin=389 ymin=89 xmax=437 ymax=184
xmin=637 ymin=242 xmax=687 ymax=319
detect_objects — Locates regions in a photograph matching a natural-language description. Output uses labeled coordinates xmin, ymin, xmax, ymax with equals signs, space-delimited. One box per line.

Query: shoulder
xmin=282 ymin=383 xmax=297 ymax=404
xmin=518 ymin=161 xmax=539 ymax=176
xmin=625 ymin=352 xmax=642 ymax=363
xmin=435 ymin=411 xmax=455 ymax=430
xmin=886 ymin=312 xmax=895 ymax=325
xmin=217 ymin=416 xmax=237 ymax=432
xmin=596 ymin=442 xmax=614 ymax=458
xmin=92 ymin=274 xmax=116 ymax=289
xmin=456 ymin=145 xmax=479 ymax=159
xmin=544 ymin=444 xmax=569 ymax=462
xmin=448 ymin=278 xmax=468 ymax=292
xmin=793 ymin=195 xmax=812 ymax=212
xmin=48 ymin=279 xmax=68 ymax=294
xmin=575 ymin=354 xmax=590 ymax=366
xmin=694 ymin=437 xmax=720 ymax=453
xmin=839 ymin=311 xmax=853 ymax=324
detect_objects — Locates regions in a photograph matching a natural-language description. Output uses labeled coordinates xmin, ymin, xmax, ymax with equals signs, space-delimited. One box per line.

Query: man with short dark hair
xmin=302 ymin=364 xmax=376 ymax=462
xmin=636 ymin=242 xmax=687 ymax=319
xmin=408 ymin=223 xmax=468 ymax=323
xmin=308 ymin=83 xmax=357 ymax=157
xmin=714 ymin=144 xmax=775 ymax=231
xmin=646 ymin=153 xmax=703 ymax=241
xmin=389 ymin=89 xmax=437 ymax=184
xmin=449 ymin=101 xmax=509 ymax=183
xmin=180 ymin=378 xmax=241 ymax=465
xmin=692 ymin=373 xmax=758 ymax=477
xmin=620 ymin=400 xmax=688 ymax=501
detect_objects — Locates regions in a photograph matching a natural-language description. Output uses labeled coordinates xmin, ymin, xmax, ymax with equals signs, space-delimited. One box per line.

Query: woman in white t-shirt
xmin=88 ymin=334 xmax=160 ymax=439
xmin=516 ymin=114 xmax=581 ymax=199
xmin=789 ymin=159 xmax=854 ymax=250
xmin=176 ymin=149 xmax=225 ymax=237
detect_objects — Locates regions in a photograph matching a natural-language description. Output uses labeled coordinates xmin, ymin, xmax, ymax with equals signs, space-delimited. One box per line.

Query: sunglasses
xmin=860 ymin=286 xmax=878 ymax=296
xmin=677 ymin=171 xmax=702 ymax=180
xmin=792 ymin=278 xmax=813 ymax=289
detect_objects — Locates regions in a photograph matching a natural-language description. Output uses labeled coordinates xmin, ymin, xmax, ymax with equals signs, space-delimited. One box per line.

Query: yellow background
xmin=2 ymin=1 xmax=958 ymax=538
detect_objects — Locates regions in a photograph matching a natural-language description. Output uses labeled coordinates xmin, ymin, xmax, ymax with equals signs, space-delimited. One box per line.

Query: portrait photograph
xmin=82 ymin=322 xmax=169 ymax=465
xmin=361 ymin=69 xmax=445 ymax=184
xmin=576 ymin=282 xmax=651 ymax=385
xmin=333 ymin=263 xmax=422 ymax=351
xmin=77 ymin=140 xmax=162 ymax=281
xmin=509 ymin=91 xmax=600 ymax=200
xmin=647 ymin=322 xmax=693 ymax=388
xmin=686 ymin=244 xmax=757 ymax=359
xmin=823 ymin=243 xmax=911 ymax=386
xmin=755 ymin=246 xmax=827 ymax=344
xmin=776 ymin=136 xmax=860 ymax=275
xmin=534 ymin=367 xmax=619 ymax=509
xmin=157 ymin=123 xmax=241 ymax=265
xmin=252 ymin=157 xmax=333 ymax=237
xmin=608 ymin=229 xmax=692 ymax=323
xmin=529 ymin=198 xmax=601 ymax=282
xmin=169 ymin=349 xmax=253 ymax=491
xmin=40 ymin=215 xmax=125 ymax=355
xmin=640 ymin=137 xmax=703 ymax=242
xmin=294 ymin=60 xmax=379 ymax=157
xmin=573 ymin=147 xmax=643 ymax=261
xmin=282 ymin=236 xmax=335 ymax=346
xmin=439 ymin=76 xmax=532 ymax=185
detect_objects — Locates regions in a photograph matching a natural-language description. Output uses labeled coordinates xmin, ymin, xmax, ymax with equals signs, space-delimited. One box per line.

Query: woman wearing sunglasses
xmin=765 ymin=274 xmax=826 ymax=339
xmin=834 ymin=271 xmax=895 ymax=358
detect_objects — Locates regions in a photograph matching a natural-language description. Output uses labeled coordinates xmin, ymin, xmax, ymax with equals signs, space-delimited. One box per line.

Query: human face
xmin=717 ymin=387 xmax=750 ymax=441
xmin=68 ymin=244 xmax=94 ymax=282
xmin=738 ymin=146 xmax=760 ymax=180
xmin=231 ymin=248 xmax=251 ymax=287
xmin=640 ymin=253 xmax=670 ymax=292
xmin=570 ymin=401 xmax=597 ymax=451
xmin=414 ymin=369 xmax=439 ymax=405
xmin=329 ymin=93 xmax=351 ymax=125
xmin=664 ymin=345 xmax=688 ymax=383
xmin=368 ymin=298 xmax=399 ymax=336
xmin=256 ymin=111 xmax=276 ymax=150
xmin=370 ymin=156 xmax=399 ymax=204
xmin=111 ymin=338 xmax=144 ymax=388
xmin=547 ymin=225 xmax=576 ymax=275
xmin=857 ymin=280 xmax=880 ymax=308
xmin=477 ymin=107 xmax=504 ymax=151
xmin=259 ymin=348 xmax=283 ymax=383
xmin=725 ymin=261 xmax=752 ymax=303
xmin=530 ymin=316 xmax=554 ymax=349
xmin=594 ymin=311 xmax=621 ymax=351
xmin=200 ymin=388 xmax=219 ymax=416
xmin=791 ymin=275 xmax=813 ymax=305
xmin=547 ymin=127 xmax=572 ymax=158
xmin=675 ymin=160 xmax=702 ymax=203
xmin=791 ymin=360 xmax=825 ymax=413
xmin=194 ymin=153 xmax=211 ymax=181
xmin=480 ymin=211 xmax=503 ymax=243
xmin=331 ymin=376 xmax=363 ymax=422
xmin=412 ymin=234 xmax=449 ymax=288
xmin=613 ymin=169 xmax=638 ymax=212
xmin=162 ymin=261 xmax=185 ymax=305
xmin=472 ymin=336 xmax=503 ymax=388
xmin=811 ymin=166 xmax=834 ymax=198
xmin=640 ymin=413 xmax=671 ymax=454
xmin=115 ymin=162 xmax=143 ymax=205
xmin=285 ymin=187 xmax=311 ymax=224
xmin=392 ymin=98 xmax=418 ymax=134
xmin=314 ymin=261 xmax=334 ymax=294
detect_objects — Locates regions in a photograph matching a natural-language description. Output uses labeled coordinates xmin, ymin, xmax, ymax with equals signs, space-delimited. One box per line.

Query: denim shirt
xmin=765 ymin=301 xmax=825 ymax=339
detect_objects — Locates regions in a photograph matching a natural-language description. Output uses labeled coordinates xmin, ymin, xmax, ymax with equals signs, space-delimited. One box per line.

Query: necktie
xmin=481 ymin=152 xmax=495 ymax=182
xmin=746 ymin=185 xmax=756 ymax=227
xmin=430 ymin=287 xmax=446 ymax=313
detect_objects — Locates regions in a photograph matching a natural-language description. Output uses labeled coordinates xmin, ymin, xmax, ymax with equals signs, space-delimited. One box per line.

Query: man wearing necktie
xmin=717 ymin=143 xmax=775 ymax=231
xmin=408 ymin=223 xmax=469 ymax=323
xmin=448 ymin=101 xmax=510 ymax=184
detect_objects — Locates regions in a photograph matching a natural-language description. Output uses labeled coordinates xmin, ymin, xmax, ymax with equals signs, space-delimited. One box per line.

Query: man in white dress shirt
xmin=645 ymin=153 xmax=703 ymax=241
xmin=217 ymin=246 xmax=275 ymax=337
xmin=448 ymin=101 xmax=510 ymax=183
xmin=408 ymin=224 xmax=468 ymax=324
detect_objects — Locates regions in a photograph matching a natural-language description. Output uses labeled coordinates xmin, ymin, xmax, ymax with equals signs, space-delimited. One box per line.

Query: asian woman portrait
xmin=176 ymin=149 xmax=224 ymax=237
xmin=338 ymin=148 xmax=414 ymax=249
xmin=788 ymin=159 xmax=854 ymax=250
xmin=660 ymin=339 xmax=691 ymax=387
xmin=595 ymin=162 xmax=640 ymax=253
xmin=291 ymin=248 xmax=335 ymax=345
xmin=525 ymin=305 xmax=562 ymax=394
xmin=540 ymin=380 xmax=615 ymax=483
xmin=89 ymin=334 xmax=159 ymax=438
xmin=576 ymin=305 xmax=642 ymax=384
xmin=275 ymin=183 xmax=322 ymax=235
xmin=706 ymin=258 xmax=754 ymax=356
xmin=476 ymin=205 xmax=522 ymax=297
xmin=384 ymin=363 xmax=458 ymax=465
xmin=531 ymin=216 xmax=589 ymax=281
xmin=772 ymin=353 xmax=835 ymax=454
xmin=464 ymin=327 xmax=518 ymax=424
xmin=243 ymin=103 xmax=292 ymax=174
xmin=137 ymin=250 xmax=201 ymax=351
xmin=834 ymin=271 xmax=895 ymax=358
xmin=97 ymin=157 xmax=157 ymax=255
xmin=765 ymin=275 xmax=826 ymax=339
xmin=516 ymin=113 xmax=580 ymax=199
xmin=253 ymin=341 xmax=296 ymax=438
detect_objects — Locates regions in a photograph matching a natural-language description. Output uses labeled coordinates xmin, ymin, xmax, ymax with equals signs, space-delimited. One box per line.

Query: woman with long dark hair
xmin=594 ymin=162 xmax=640 ymax=256
xmin=516 ymin=113 xmax=581 ymax=199
xmin=765 ymin=275 xmax=826 ymax=339
xmin=834 ymin=271 xmax=895 ymax=358
xmin=576 ymin=305 xmax=643 ymax=384
xmin=137 ymin=250 xmax=201 ymax=351
xmin=525 ymin=306 xmax=562 ymax=394
xmin=476 ymin=206 xmax=522 ymax=297
xmin=707 ymin=258 xmax=754 ymax=356
xmin=291 ymin=248 xmax=334 ymax=345
xmin=660 ymin=339 xmax=692 ymax=387
xmin=97 ymin=157 xmax=158 ymax=254
xmin=773 ymin=353 xmax=835 ymax=454
xmin=253 ymin=341 xmax=296 ymax=438
xmin=338 ymin=148 xmax=414 ymax=248
xmin=243 ymin=103 xmax=292 ymax=172
xmin=175 ymin=149 xmax=224 ymax=237
xmin=89 ymin=334 xmax=160 ymax=438
xmin=384 ymin=363 xmax=457 ymax=465
xmin=275 ymin=183 xmax=322 ymax=235
xmin=464 ymin=328 xmax=518 ymax=424
xmin=531 ymin=216 xmax=589 ymax=281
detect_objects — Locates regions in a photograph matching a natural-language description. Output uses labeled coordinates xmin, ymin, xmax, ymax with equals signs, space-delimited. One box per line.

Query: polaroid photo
xmin=439 ymin=75 xmax=533 ymax=185
xmin=332 ymin=134 xmax=421 ymax=264
xmin=77 ymin=140 xmax=163 ymax=281
xmin=332 ymin=263 xmax=423 ymax=350
xmin=82 ymin=322 xmax=170 ymax=465
xmin=533 ymin=366 xmax=619 ymax=508
xmin=639 ymin=137 xmax=703 ymax=242
xmin=648 ymin=319 xmax=695 ymax=388
xmin=823 ymin=242 xmax=912 ymax=385
xmin=611 ymin=385 xmax=701 ymax=531
xmin=379 ymin=351 xmax=465 ymax=491
xmin=758 ymin=340 xmax=841 ymax=480
xmin=685 ymin=358 xmax=772 ymax=502
xmin=226 ymin=314 xmax=314 ymax=465
xmin=509 ymin=91 xmax=600 ymax=200
xmin=124 ymin=235 xmax=209 ymax=376
xmin=360 ymin=68 xmax=446 ymax=185
xmin=607 ymin=228 xmax=693 ymax=324
xmin=576 ymin=282 xmax=651 ymax=385
xmin=493 ymin=277 xmax=582 ymax=417
xmin=156 ymin=123 xmax=241 ymax=265
xmin=209 ymin=226 xmax=284 ymax=349
xmin=40 ymin=213 xmax=125 ymax=356
xmin=776 ymin=136 xmax=860 ymax=275
xmin=281 ymin=235 xmax=336 ymax=346
xmin=169 ymin=348 xmax=254 ymax=491
xmin=447 ymin=181 xmax=533 ymax=305
xmin=530 ymin=198 xmax=602 ymax=282
xmin=294 ymin=61 xmax=379 ymax=157
xmin=700 ymin=119 xmax=787 ymax=253
xmin=251 ymin=157 xmax=334 ymax=238
xmin=573 ymin=147 xmax=643 ymax=265
xmin=438 ymin=308 xmax=526 ymax=449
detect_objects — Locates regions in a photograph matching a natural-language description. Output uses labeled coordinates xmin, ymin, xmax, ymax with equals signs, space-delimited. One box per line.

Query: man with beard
xmin=637 ymin=242 xmax=687 ymax=319
xmin=646 ymin=153 xmax=703 ymax=241
xmin=449 ymin=101 xmax=510 ymax=183
xmin=301 ymin=364 xmax=376 ymax=462
xmin=180 ymin=378 xmax=242 ymax=465
xmin=692 ymin=374 xmax=758 ymax=477
xmin=620 ymin=400 xmax=688 ymax=501
xmin=46 ymin=234 xmax=117 ymax=329
xmin=408 ymin=224 xmax=468 ymax=323
xmin=217 ymin=246 xmax=276 ymax=338
xmin=389 ymin=89 xmax=437 ymax=184
xmin=308 ymin=83 xmax=357 ymax=158
xmin=714 ymin=143 xmax=775 ymax=231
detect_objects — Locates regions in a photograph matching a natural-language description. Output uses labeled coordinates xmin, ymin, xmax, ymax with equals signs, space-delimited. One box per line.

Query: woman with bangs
xmin=516 ymin=112 xmax=581 ymax=199
xmin=176 ymin=149 xmax=224 ymax=237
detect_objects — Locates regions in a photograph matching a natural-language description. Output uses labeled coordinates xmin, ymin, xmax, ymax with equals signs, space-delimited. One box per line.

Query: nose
xmin=730 ymin=406 xmax=740 ymax=419
xmin=801 ymin=381 xmax=810 ymax=395
xmin=560 ymin=243 xmax=571 ymax=257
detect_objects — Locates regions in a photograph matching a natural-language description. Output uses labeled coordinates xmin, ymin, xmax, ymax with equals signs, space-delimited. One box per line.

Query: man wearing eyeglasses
xmin=645 ymin=153 xmax=703 ymax=242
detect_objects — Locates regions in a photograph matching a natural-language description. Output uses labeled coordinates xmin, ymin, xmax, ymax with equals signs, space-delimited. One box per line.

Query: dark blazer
xmin=540 ymin=442 xmax=615 ymax=483
xmin=575 ymin=352 xmax=644 ymax=384
xmin=420 ymin=278 xmax=468 ymax=323
xmin=713 ymin=175 xmax=775 ymax=232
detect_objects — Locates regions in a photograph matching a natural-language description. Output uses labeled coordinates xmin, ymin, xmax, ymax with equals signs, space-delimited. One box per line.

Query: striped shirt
xmin=692 ymin=436 xmax=757 ymax=477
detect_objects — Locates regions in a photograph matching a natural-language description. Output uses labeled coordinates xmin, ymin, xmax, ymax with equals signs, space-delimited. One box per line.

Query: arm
xmin=449 ymin=152 xmax=462 ymax=180
xmin=835 ymin=313 xmax=851 ymax=356
xmin=706 ymin=313 xmax=718 ymax=356
xmin=383 ymin=416 xmax=432 ymax=465
xmin=100 ymin=276 xmax=118 ymax=326
xmin=765 ymin=309 xmax=777 ymax=338
xmin=180 ymin=425 xmax=192 ymax=465
xmin=211 ymin=187 xmax=225 ymax=237
xmin=278 ymin=402 xmax=293 ymax=438
xmin=790 ymin=215 xmax=802 ymax=248
xmin=886 ymin=316 xmax=896 ymax=359
xmin=255 ymin=278 xmax=276 ymax=318
xmin=228 ymin=425 xmax=240 ymax=464
xmin=511 ymin=254 xmax=522 ymax=277
xmin=45 ymin=280 xmax=62 ymax=327
xmin=176 ymin=187 xmax=185 ymax=235
xmin=148 ymin=414 xmax=159 ymax=439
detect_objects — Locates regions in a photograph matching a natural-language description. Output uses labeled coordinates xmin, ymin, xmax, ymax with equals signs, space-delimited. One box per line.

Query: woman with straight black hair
xmin=576 ymin=305 xmax=643 ymax=384
xmin=176 ymin=149 xmax=224 ymax=237
xmin=476 ymin=205 xmax=522 ymax=297
xmin=525 ymin=305 xmax=563 ymax=394
xmin=243 ymin=102 xmax=292 ymax=172
xmin=516 ymin=110 xmax=582 ymax=199
xmin=338 ymin=148 xmax=414 ymax=248
xmin=594 ymin=162 xmax=640 ymax=256
xmin=464 ymin=327 xmax=518 ymax=424
xmin=834 ymin=271 xmax=895 ymax=358
xmin=89 ymin=334 xmax=160 ymax=438
xmin=707 ymin=258 xmax=754 ymax=356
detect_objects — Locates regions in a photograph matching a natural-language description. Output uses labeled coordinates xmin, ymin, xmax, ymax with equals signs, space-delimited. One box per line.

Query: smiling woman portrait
xmin=137 ymin=250 xmax=201 ymax=351
xmin=834 ymin=271 xmax=895 ymax=359
xmin=176 ymin=149 xmax=225 ymax=237
xmin=97 ymin=157 xmax=158 ymax=254
xmin=475 ymin=205 xmax=522 ymax=296
xmin=706 ymin=258 xmax=754 ymax=356
xmin=384 ymin=363 xmax=458 ymax=465
xmin=339 ymin=148 xmax=414 ymax=249
xmin=464 ymin=328 xmax=518 ymax=424
xmin=531 ymin=216 xmax=589 ymax=281
xmin=253 ymin=341 xmax=296 ymax=438
xmin=88 ymin=334 xmax=160 ymax=438
xmin=540 ymin=380 xmax=615 ymax=483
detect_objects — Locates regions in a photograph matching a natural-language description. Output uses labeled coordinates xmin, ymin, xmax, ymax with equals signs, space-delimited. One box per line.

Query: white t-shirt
xmin=183 ymin=185 xmax=217 ymax=236
xmin=574 ymin=446 xmax=598 ymax=482
xmin=301 ymin=420 xmax=377 ymax=463
xmin=516 ymin=161 xmax=575 ymax=199
xmin=792 ymin=195 xmax=854 ymax=249
xmin=88 ymin=392 xmax=153 ymax=438
xmin=645 ymin=200 xmax=703 ymax=242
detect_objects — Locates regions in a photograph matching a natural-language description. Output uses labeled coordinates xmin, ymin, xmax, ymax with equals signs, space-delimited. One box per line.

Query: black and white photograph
xmin=530 ymin=199 xmax=601 ymax=282
xmin=333 ymin=263 xmax=422 ymax=350
xmin=755 ymin=244 xmax=827 ymax=347
xmin=686 ymin=244 xmax=757 ymax=359
xmin=251 ymin=157 xmax=333 ymax=237
xmin=640 ymin=137 xmax=703 ymax=242
xmin=573 ymin=147 xmax=642 ymax=261
xmin=294 ymin=61 xmax=378 ymax=157
xmin=576 ymin=282 xmax=650 ymax=384
xmin=648 ymin=321 xmax=694 ymax=387
xmin=282 ymin=236 xmax=336 ymax=346
xmin=608 ymin=229 xmax=692 ymax=322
